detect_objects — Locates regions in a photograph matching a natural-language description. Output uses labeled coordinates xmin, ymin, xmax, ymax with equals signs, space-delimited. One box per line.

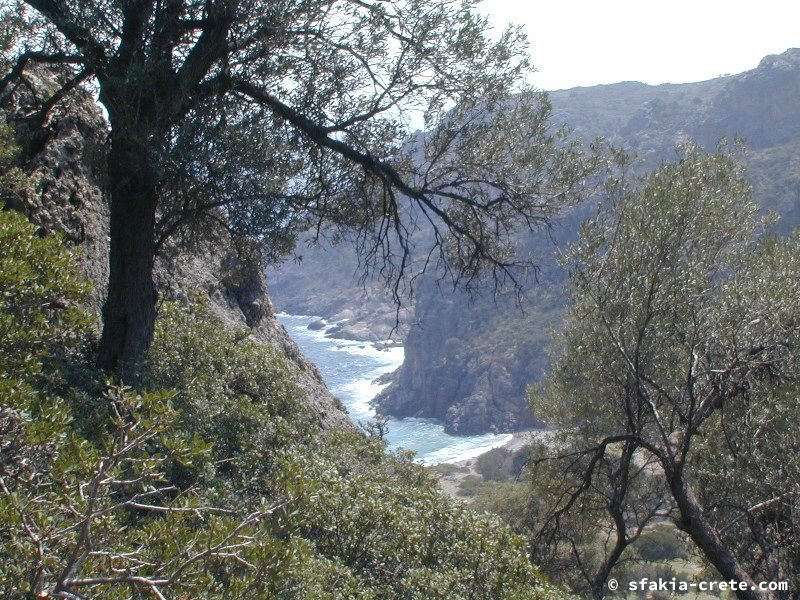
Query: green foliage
xmin=0 ymin=203 xmax=567 ymax=597
xmin=536 ymin=141 xmax=761 ymax=437
xmin=528 ymin=141 xmax=800 ymax=593
xmin=471 ymin=480 xmax=532 ymax=534
xmin=476 ymin=447 xmax=514 ymax=482
xmin=0 ymin=210 xmax=90 ymax=376
xmin=475 ymin=446 xmax=529 ymax=482
xmin=0 ymin=172 xmax=88 ymax=387
xmin=0 ymin=118 xmax=35 ymax=205
xmin=13 ymin=0 xmax=598 ymax=371
xmin=691 ymin=240 xmax=800 ymax=587
xmin=633 ymin=526 xmax=689 ymax=563
xmin=139 ymin=299 xmax=569 ymax=598
xmin=0 ymin=382 xmax=255 ymax=598
xmin=429 ymin=462 xmax=471 ymax=477
xmin=278 ymin=433 xmax=565 ymax=599
xmin=456 ymin=474 xmax=485 ymax=498
xmin=139 ymin=298 xmax=315 ymax=501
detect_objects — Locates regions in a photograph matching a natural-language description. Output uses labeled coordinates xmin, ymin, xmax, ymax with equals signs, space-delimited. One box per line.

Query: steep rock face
xmin=4 ymin=75 xmax=351 ymax=431
xmin=6 ymin=81 xmax=111 ymax=311
xmin=698 ymin=49 xmax=800 ymax=150
xmin=375 ymin=278 xmax=558 ymax=435
xmin=374 ymin=214 xmax=575 ymax=435
xmin=378 ymin=49 xmax=800 ymax=435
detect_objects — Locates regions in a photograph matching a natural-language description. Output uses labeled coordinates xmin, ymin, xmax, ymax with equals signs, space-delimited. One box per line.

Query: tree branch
xmin=23 ymin=0 xmax=108 ymax=68
xmin=0 ymin=51 xmax=84 ymax=97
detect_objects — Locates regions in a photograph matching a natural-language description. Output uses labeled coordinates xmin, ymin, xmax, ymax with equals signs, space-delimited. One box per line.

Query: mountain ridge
xmin=269 ymin=48 xmax=800 ymax=434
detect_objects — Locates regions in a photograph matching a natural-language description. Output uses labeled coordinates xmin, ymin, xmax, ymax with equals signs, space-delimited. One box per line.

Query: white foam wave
xmin=417 ymin=433 xmax=514 ymax=465
xmin=335 ymin=377 xmax=386 ymax=419
xmin=276 ymin=312 xmax=514 ymax=467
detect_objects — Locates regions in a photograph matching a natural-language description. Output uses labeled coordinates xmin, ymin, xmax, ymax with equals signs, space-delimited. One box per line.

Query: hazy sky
xmin=477 ymin=0 xmax=800 ymax=91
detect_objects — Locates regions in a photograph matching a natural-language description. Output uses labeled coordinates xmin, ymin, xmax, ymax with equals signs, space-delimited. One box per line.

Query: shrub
xmin=0 ymin=199 xmax=568 ymax=597
xmin=281 ymin=433 xmax=568 ymax=599
xmin=633 ymin=526 xmax=690 ymax=562
xmin=476 ymin=447 xmax=515 ymax=481
xmin=141 ymin=300 xmax=572 ymax=598
xmin=0 ymin=382 xmax=274 ymax=598
xmin=0 ymin=206 xmax=281 ymax=597
xmin=138 ymin=298 xmax=315 ymax=501
xmin=0 ymin=204 xmax=90 ymax=384
xmin=472 ymin=480 xmax=533 ymax=534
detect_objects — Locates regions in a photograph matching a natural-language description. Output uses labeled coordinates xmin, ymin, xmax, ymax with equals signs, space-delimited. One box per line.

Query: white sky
xmin=477 ymin=0 xmax=800 ymax=91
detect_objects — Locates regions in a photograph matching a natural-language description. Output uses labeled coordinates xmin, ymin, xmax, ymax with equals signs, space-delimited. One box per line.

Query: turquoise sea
xmin=277 ymin=313 xmax=513 ymax=465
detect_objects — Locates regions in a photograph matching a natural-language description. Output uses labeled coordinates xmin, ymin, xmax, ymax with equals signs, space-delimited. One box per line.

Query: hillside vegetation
xmin=0 ymin=198 xmax=567 ymax=598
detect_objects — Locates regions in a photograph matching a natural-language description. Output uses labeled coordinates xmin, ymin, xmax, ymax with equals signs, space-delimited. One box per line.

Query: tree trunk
xmin=668 ymin=469 xmax=774 ymax=600
xmin=590 ymin=529 xmax=626 ymax=600
xmin=97 ymin=131 xmax=159 ymax=373
xmin=590 ymin=441 xmax=634 ymax=599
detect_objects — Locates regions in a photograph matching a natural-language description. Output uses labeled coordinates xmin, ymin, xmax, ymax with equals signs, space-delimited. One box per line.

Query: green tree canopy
xmin=531 ymin=143 xmax=800 ymax=599
xmin=0 ymin=0 xmax=593 ymax=370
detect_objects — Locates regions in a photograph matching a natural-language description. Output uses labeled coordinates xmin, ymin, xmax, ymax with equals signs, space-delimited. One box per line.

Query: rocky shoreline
xmin=266 ymin=256 xmax=412 ymax=344
xmin=319 ymin=316 xmax=405 ymax=347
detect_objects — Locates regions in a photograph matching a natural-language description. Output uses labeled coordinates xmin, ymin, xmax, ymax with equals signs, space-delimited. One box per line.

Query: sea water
xmin=277 ymin=313 xmax=513 ymax=465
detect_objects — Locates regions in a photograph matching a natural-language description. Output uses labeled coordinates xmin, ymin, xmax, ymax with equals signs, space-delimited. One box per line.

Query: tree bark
xmin=97 ymin=131 xmax=159 ymax=372
xmin=590 ymin=527 xmax=626 ymax=600
xmin=668 ymin=469 xmax=774 ymax=600
xmin=590 ymin=444 xmax=635 ymax=599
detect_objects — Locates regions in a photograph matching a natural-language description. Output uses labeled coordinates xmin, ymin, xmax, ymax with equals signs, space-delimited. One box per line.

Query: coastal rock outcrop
xmin=267 ymin=246 xmax=411 ymax=343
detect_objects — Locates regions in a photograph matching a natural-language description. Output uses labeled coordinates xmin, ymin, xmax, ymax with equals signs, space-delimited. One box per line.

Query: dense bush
xmin=0 ymin=208 xmax=89 ymax=382
xmin=475 ymin=446 xmax=530 ymax=482
xmin=633 ymin=527 xmax=689 ymax=563
xmin=476 ymin=448 xmax=515 ymax=481
xmin=471 ymin=481 xmax=532 ymax=535
xmin=139 ymin=298 xmax=315 ymax=501
xmin=0 ymin=203 xmax=569 ymax=598
xmin=141 ymin=299 xmax=569 ymax=598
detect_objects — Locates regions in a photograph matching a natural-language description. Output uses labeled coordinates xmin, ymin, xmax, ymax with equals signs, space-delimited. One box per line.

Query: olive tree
xmin=0 ymin=0 xmax=591 ymax=371
xmin=531 ymin=143 xmax=800 ymax=599
xmin=525 ymin=434 xmax=670 ymax=598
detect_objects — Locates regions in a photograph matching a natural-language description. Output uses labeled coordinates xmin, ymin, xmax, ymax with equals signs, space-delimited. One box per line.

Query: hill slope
xmin=269 ymin=49 xmax=800 ymax=434
xmin=3 ymin=71 xmax=352 ymax=431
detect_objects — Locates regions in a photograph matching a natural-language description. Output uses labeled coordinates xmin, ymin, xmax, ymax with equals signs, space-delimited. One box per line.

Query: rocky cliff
xmin=374 ymin=272 xmax=562 ymax=434
xmin=3 ymin=72 xmax=352 ymax=431
xmin=377 ymin=48 xmax=800 ymax=434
